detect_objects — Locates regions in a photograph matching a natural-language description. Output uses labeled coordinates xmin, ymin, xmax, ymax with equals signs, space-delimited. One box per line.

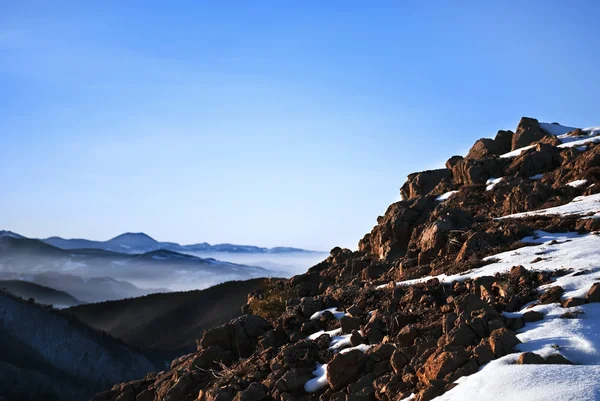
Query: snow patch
xmin=498 ymin=193 xmax=600 ymax=219
xmin=304 ymin=363 xmax=328 ymax=392
xmin=485 ymin=177 xmax=503 ymax=191
xmin=567 ymin=179 xmax=588 ymax=188
xmin=435 ymin=191 xmax=459 ymax=202
xmin=310 ymin=307 xmax=346 ymax=320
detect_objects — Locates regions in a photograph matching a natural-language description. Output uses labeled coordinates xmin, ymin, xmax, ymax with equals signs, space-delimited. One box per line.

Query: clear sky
xmin=2 ymin=1 xmax=600 ymax=250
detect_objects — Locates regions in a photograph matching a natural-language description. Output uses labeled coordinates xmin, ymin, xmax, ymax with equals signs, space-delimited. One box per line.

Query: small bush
xmin=248 ymin=278 xmax=294 ymax=320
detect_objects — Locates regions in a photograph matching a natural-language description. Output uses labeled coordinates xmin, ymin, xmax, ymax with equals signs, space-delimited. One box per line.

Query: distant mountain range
xmin=0 ymin=230 xmax=319 ymax=255
xmin=0 ymin=235 xmax=272 ymax=301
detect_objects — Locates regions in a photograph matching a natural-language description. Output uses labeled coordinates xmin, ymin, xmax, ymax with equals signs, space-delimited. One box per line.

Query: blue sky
xmin=1 ymin=1 xmax=600 ymax=250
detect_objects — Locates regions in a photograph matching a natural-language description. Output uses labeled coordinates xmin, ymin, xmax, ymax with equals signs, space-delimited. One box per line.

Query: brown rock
xmin=233 ymin=383 xmax=268 ymax=401
xmin=517 ymin=352 xmax=546 ymax=365
xmin=400 ymin=169 xmax=453 ymax=200
xmin=327 ymin=350 xmax=368 ymax=391
xmin=422 ymin=348 xmax=469 ymax=382
xmin=446 ymin=155 xmax=463 ymax=169
xmin=539 ymin=286 xmax=564 ymax=304
xmin=466 ymin=138 xmax=498 ymax=160
xmin=522 ymin=311 xmax=544 ymax=323
xmin=341 ymin=316 xmax=363 ymax=334
xmin=396 ymin=325 xmax=418 ymax=347
xmin=545 ymin=354 xmax=572 ymax=365
xmin=473 ymin=339 xmax=495 ymax=365
xmin=390 ymin=349 xmax=409 ymax=374
xmin=489 ymin=328 xmax=521 ymax=357
xmin=512 ymin=117 xmax=543 ymax=150
xmin=562 ymin=297 xmax=585 ymax=308
xmin=586 ymin=283 xmax=600 ymax=302
xmin=494 ymin=130 xmax=514 ymax=154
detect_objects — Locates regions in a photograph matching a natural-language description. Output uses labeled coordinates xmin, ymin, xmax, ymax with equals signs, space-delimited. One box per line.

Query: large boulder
xmin=466 ymin=138 xmax=497 ymax=160
xmin=199 ymin=315 xmax=272 ymax=358
xmin=400 ymin=169 xmax=453 ymax=200
xmin=451 ymin=157 xmax=506 ymax=185
xmin=506 ymin=143 xmax=563 ymax=178
xmin=326 ymin=350 xmax=367 ymax=391
xmin=494 ymin=130 xmax=514 ymax=154
xmin=512 ymin=117 xmax=544 ymax=150
xmin=359 ymin=198 xmax=436 ymax=262
xmin=488 ymin=328 xmax=520 ymax=357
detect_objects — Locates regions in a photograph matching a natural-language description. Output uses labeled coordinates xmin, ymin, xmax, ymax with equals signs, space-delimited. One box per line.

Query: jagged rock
xmin=445 ymin=155 xmax=463 ymax=169
xmin=586 ymin=283 xmax=600 ymax=302
xmin=395 ymin=325 xmax=418 ymax=348
xmin=341 ymin=316 xmax=363 ymax=334
xmin=359 ymin=200 xmax=433 ymax=262
xmin=512 ymin=117 xmax=543 ymax=150
xmin=507 ymin=143 xmax=562 ymax=177
xmin=539 ymin=286 xmax=564 ymax=304
xmin=466 ymin=138 xmax=498 ymax=160
xmin=451 ymin=157 xmax=505 ymax=185
xmin=545 ymin=354 xmax=572 ymax=365
xmin=327 ymin=350 xmax=368 ymax=391
xmin=473 ymin=339 xmax=495 ymax=365
xmin=400 ymin=169 xmax=453 ymax=200
xmin=494 ymin=130 xmax=513 ymax=154
xmin=390 ymin=349 xmax=410 ymax=374
xmin=366 ymin=328 xmax=385 ymax=344
xmin=275 ymin=369 xmax=314 ymax=393
xmin=420 ymin=348 xmax=469 ymax=383
xmin=233 ymin=383 xmax=268 ymax=401
xmin=192 ymin=345 xmax=232 ymax=369
xmin=199 ymin=315 xmax=272 ymax=358
xmin=562 ymin=297 xmax=585 ymax=308
xmin=489 ymin=328 xmax=520 ymax=357
xmin=350 ymin=330 xmax=365 ymax=347
xmin=517 ymin=352 xmax=546 ymax=365
xmin=510 ymin=265 xmax=530 ymax=281
xmin=522 ymin=311 xmax=544 ymax=323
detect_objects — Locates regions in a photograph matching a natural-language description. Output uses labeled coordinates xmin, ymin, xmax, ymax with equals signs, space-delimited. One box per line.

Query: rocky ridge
xmin=95 ymin=118 xmax=600 ymax=401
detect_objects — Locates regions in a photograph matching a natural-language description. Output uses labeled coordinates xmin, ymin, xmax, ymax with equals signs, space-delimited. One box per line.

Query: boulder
xmin=517 ymin=352 xmax=546 ymax=365
xmin=396 ymin=325 xmax=418 ymax=347
xmin=494 ymin=130 xmax=514 ymax=154
xmin=522 ymin=311 xmax=544 ymax=323
xmin=466 ymin=138 xmax=498 ymax=160
xmin=451 ymin=157 xmax=506 ymax=185
xmin=539 ymin=286 xmax=564 ymax=304
xmin=512 ymin=117 xmax=543 ymax=150
xmin=400 ymin=169 xmax=453 ymax=200
xmin=445 ymin=155 xmax=463 ymax=169
xmin=326 ymin=350 xmax=368 ymax=391
xmin=233 ymin=383 xmax=268 ymax=401
xmin=340 ymin=316 xmax=363 ymax=334
xmin=545 ymin=354 xmax=572 ymax=365
xmin=586 ymin=283 xmax=600 ymax=303
xmin=421 ymin=348 xmax=469 ymax=383
xmin=489 ymin=328 xmax=521 ymax=357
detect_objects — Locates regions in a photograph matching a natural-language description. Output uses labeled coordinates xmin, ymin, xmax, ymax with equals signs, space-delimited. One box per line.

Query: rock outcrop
xmin=97 ymin=117 xmax=600 ymax=401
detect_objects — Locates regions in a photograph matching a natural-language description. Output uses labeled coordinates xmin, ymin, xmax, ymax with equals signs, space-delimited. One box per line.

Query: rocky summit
xmin=96 ymin=117 xmax=600 ymax=401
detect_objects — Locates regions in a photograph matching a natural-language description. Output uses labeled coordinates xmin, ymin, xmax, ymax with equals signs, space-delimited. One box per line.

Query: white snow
xmin=435 ymin=360 xmax=600 ymax=401
xmin=529 ymin=174 xmax=544 ymax=180
xmin=539 ymin=122 xmax=578 ymax=136
xmin=500 ymin=145 xmax=535 ymax=159
xmin=310 ymin=307 xmax=346 ymax=320
xmin=384 ymin=230 xmax=600 ymax=400
xmin=339 ymin=343 xmax=374 ymax=354
xmin=435 ymin=191 xmax=459 ymax=202
xmin=304 ymin=342 xmax=375 ymax=392
xmin=307 ymin=328 xmax=342 ymax=341
xmin=328 ymin=333 xmax=352 ymax=351
xmin=485 ymin=177 xmax=503 ymax=191
xmin=498 ymin=193 xmax=600 ymax=220
xmin=304 ymin=363 xmax=328 ymax=392
xmin=567 ymin=179 xmax=588 ymax=188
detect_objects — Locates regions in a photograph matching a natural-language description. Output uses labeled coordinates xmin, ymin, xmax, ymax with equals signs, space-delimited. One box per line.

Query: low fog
xmin=0 ymin=238 xmax=328 ymax=303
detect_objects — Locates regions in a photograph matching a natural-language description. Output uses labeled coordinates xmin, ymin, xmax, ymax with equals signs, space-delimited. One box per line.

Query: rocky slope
xmin=95 ymin=118 xmax=600 ymax=401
